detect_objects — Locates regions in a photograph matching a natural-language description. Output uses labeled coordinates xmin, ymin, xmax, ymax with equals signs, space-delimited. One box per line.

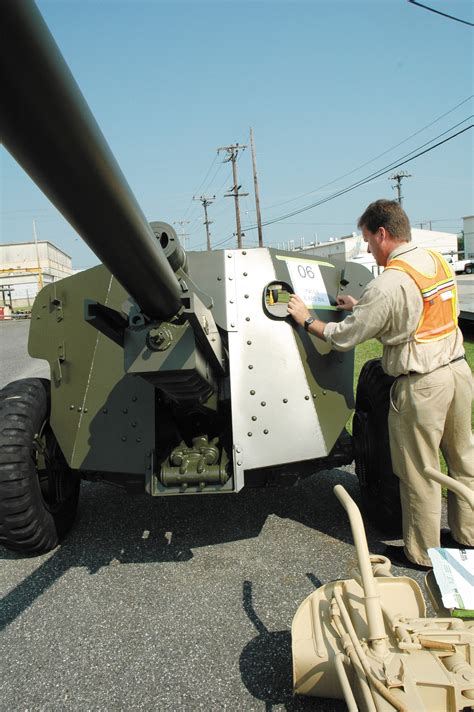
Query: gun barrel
xmin=0 ymin=0 xmax=181 ymax=321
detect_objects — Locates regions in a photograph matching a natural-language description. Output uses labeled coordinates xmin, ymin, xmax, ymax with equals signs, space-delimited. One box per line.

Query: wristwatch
xmin=304 ymin=317 xmax=315 ymax=331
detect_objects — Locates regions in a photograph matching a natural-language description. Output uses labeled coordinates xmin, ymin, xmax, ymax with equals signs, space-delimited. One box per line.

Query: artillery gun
xmin=0 ymin=0 xmax=392 ymax=555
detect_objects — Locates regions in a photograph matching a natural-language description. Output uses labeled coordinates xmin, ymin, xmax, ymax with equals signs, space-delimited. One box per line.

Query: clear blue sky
xmin=1 ymin=0 xmax=473 ymax=268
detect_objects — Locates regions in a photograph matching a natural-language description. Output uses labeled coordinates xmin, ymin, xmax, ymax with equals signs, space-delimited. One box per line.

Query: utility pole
xmin=249 ymin=128 xmax=263 ymax=247
xmin=389 ymin=171 xmax=412 ymax=207
xmin=193 ymin=195 xmax=215 ymax=251
xmin=32 ymin=219 xmax=44 ymax=289
xmin=173 ymin=220 xmax=190 ymax=250
xmin=217 ymin=143 xmax=248 ymax=248
xmin=418 ymin=220 xmax=432 ymax=231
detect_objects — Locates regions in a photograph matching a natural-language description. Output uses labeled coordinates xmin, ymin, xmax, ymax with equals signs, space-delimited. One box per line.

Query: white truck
xmin=445 ymin=254 xmax=473 ymax=275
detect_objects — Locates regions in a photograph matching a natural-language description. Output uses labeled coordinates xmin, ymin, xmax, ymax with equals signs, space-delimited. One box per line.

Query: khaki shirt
xmin=323 ymin=243 xmax=465 ymax=377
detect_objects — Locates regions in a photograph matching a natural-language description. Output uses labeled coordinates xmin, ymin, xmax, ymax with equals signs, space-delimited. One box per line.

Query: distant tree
xmin=457 ymin=230 xmax=464 ymax=257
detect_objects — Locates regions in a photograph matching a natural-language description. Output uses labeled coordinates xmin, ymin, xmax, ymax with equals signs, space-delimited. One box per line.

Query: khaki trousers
xmin=388 ymin=358 xmax=474 ymax=566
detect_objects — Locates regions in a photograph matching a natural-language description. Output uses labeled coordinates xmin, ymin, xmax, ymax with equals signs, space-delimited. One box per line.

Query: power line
xmin=270 ymin=221 xmax=359 ymax=226
xmin=201 ymin=160 xmax=225 ymax=197
xmin=194 ymin=153 xmax=219 ymax=194
xmin=209 ymin=233 xmax=238 ymax=249
xmin=257 ymin=119 xmax=472 ymax=224
xmin=184 ymin=142 xmax=247 ymax=231
xmin=181 ymin=153 xmax=219 ymax=222
xmin=214 ymin=166 xmax=235 ymax=198
xmin=418 ymin=217 xmax=463 ymax=223
xmin=262 ymin=95 xmax=473 ymax=211
xmin=189 ymin=103 xmax=472 ymax=247
xmin=183 ymin=110 xmax=472 ymax=250
xmin=188 ymin=172 xmax=236 ymax=247
xmin=184 ymin=163 xmax=224 ymax=228
xmin=173 ymin=220 xmax=190 ymax=250
xmin=1 ymin=207 xmax=53 ymax=215
xmin=243 ymin=123 xmax=472 ymax=231
xmin=407 ymin=0 xmax=474 ymax=27
xmin=261 ymin=124 xmax=472 ymax=227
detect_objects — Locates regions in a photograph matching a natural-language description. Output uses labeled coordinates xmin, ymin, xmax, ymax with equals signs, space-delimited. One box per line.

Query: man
xmin=287 ymin=199 xmax=473 ymax=570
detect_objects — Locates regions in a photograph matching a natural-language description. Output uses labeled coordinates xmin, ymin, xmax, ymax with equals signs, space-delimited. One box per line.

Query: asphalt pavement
xmin=0 ymin=319 xmax=49 ymax=386
xmin=0 ymin=320 xmax=434 ymax=711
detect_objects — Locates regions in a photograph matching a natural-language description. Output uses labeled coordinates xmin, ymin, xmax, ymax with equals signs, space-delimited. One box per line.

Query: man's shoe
xmin=440 ymin=528 xmax=473 ymax=550
xmin=441 ymin=528 xmax=453 ymax=547
xmin=383 ymin=545 xmax=432 ymax=572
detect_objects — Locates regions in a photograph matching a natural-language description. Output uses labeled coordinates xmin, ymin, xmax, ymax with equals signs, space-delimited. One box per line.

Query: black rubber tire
xmin=465 ymin=264 xmax=472 ymax=275
xmin=353 ymin=358 xmax=402 ymax=536
xmin=0 ymin=378 xmax=80 ymax=554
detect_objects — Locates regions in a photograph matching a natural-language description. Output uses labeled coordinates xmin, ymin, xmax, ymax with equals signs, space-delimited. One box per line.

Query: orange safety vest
xmin=385 ymin=249 xmax=458 ymax=343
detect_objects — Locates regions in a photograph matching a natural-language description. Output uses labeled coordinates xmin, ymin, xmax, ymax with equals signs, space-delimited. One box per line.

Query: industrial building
xmin=0 ymin=241 xmax=73 ymax=309
xmin=463 ymin=215 xmax=474 ymax=259
xmin=298 ymin=227 xmax=459 ymax=277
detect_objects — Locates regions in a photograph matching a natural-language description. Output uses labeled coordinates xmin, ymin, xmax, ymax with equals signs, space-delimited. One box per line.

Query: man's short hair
xmin=358 ymin=199 xmax=411 ymax=241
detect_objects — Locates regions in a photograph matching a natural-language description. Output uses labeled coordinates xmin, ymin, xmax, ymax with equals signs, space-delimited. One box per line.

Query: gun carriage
xmin=0 ymin=0 xmax=397 ymax=554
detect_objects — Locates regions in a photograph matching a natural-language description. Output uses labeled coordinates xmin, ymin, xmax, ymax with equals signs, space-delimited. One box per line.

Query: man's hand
xmin=287 ymin=293 xmax=327 ymax=340
xmin=287 ymin=294 xmax=310 ymax=326
xmin=336 ymin=295 xmax=358 ymax=311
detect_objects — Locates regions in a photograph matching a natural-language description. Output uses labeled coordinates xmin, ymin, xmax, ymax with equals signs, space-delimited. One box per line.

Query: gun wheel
xmin=0 ymin=378 xmax=80 ymax=554
xmin=353 ymin=358 xmax=402 ymax=536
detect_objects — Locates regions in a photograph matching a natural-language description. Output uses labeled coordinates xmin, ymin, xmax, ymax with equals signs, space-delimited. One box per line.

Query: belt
xmin=407 ymin=354 xmax=466 ymax=376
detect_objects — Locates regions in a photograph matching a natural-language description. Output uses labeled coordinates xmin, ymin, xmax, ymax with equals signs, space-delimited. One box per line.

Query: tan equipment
xmin=292 ymin=467 xmax=474 ymax=711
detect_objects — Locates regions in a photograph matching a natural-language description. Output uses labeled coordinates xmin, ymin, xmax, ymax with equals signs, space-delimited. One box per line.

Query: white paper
xmin=284 ymin=259 xmax=333 ymax=309
xmin=428 ymin=547 xmax=474 ymax=610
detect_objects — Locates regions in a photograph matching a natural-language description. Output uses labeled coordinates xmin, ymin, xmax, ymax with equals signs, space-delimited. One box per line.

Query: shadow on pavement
xmin=239 ymin=579 xmax=345 ymax=711
xmin=1 ymin=466 xmax=385 ymax=633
